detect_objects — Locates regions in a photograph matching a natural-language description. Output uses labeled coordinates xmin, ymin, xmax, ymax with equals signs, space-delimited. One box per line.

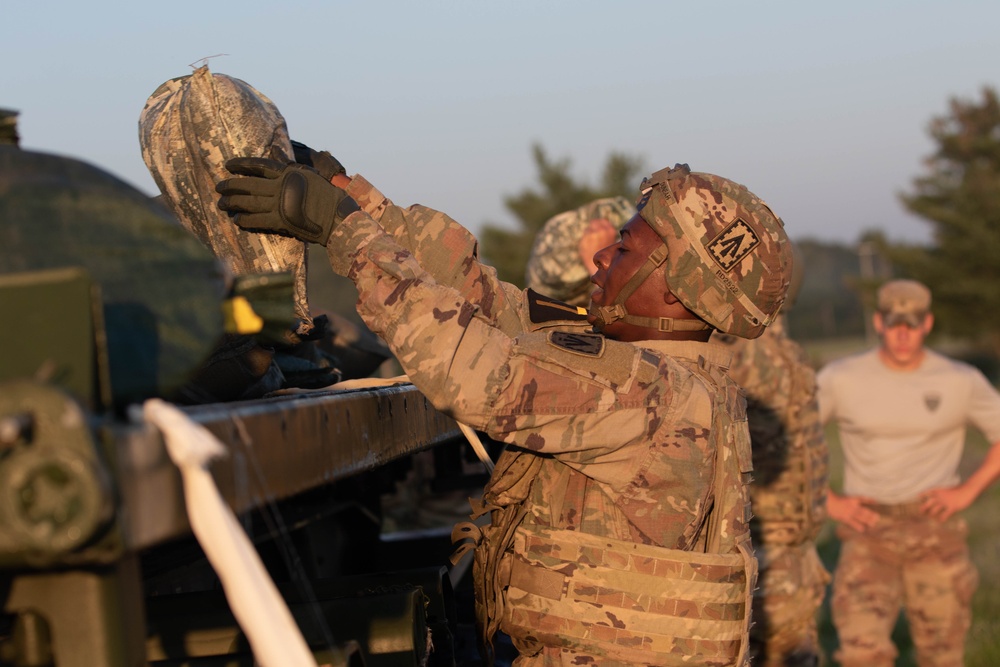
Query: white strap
xmin=143 ymin=399 xmax=317 ymax=667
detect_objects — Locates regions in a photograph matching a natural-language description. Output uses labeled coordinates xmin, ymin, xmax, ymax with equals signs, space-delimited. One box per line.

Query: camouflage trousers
xmin=748 ymin=541 xmax=830 ymax=667
xmin=832 ymin=507 xmax=978 ymax=667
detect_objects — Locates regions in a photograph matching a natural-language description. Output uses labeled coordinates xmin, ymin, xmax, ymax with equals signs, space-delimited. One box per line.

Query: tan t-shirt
xmin=817 ymin=348 xmax=1000 ymax=503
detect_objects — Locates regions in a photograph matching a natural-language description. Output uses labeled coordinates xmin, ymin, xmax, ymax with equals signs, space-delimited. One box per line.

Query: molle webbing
xmin=750 ymin=418 xmax=828 ymax=544
xmin=747 ymin=351 xmax=829 ymax=545
xmin=501 ymin=360 xmax=756 ymax=666
xmin=504 ymin=525 xmax=749 ymax=666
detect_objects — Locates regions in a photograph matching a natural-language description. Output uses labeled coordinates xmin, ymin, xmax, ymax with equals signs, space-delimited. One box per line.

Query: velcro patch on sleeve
xmin=515 ymin=330 xmax=640 ymax=392
xmin=547 ymin=331 xmax=605 ymax=357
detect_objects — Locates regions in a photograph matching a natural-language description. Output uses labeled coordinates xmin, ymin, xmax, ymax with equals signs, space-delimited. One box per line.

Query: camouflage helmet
xmin=139 ymin=66 xmax=313 ymax=338
xmin=636 ymin=164 xmax=792 ymax=338
xmin=590 ymin=164 xmax=792 ymax=338
xmin=525 ymin=196 xmax=634 ymax=305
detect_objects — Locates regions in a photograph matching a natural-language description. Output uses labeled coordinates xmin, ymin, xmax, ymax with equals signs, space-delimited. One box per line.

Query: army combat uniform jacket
xmin=327 ymin=176 xmax=757 ymax=666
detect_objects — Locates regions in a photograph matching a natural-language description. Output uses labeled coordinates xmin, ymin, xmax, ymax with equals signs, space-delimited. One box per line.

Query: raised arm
xmin=292 ymin=143 xmax=524 ymax=335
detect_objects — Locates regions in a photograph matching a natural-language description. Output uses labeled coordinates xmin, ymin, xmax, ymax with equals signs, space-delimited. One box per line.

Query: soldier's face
xmin=874 ymin=311 xmax=933 ymax=370
xmin=588 ymin=215 xmax=670 ymax=338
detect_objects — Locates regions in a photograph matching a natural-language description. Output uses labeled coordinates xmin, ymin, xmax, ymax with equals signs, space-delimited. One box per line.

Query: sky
xmin=5 ymin=1 xmax=999 ymax=246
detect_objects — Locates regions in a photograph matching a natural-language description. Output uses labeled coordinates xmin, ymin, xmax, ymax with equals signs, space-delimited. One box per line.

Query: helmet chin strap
xmin=589 ymin=243 xmax=712 ymax=333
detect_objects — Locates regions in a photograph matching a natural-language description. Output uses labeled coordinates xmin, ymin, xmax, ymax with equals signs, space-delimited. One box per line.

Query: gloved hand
xmin=291 ymin=140 xmax=347 ymax=182
xmin=216 ymin=157 xmax=360 ymax=246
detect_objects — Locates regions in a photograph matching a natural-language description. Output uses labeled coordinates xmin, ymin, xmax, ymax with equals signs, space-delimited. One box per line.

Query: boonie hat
xmin=877 ymin=279 xmax=931 ymax=327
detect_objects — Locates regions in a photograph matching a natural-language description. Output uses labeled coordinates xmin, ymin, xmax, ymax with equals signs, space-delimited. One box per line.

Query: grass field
xmin=814 ymin=393 xmax=1000 ymax=665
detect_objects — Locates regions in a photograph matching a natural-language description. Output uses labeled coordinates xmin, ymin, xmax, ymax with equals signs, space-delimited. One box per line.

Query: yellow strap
xmin=221 ymin=296 xmax=264 ymax=334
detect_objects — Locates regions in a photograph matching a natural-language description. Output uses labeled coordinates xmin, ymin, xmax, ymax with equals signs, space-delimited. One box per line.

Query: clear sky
xmin=5 ymin=1 xmax=999 ymax=245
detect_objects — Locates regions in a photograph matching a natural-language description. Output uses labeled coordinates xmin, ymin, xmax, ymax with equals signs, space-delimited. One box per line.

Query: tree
xmin=785 ymin=238 xmax=869 ymax=343
xmin=479 ymin=144 xmax=644 ymax=286
xmin=891 ymin=86 xmax=1000 ymax=352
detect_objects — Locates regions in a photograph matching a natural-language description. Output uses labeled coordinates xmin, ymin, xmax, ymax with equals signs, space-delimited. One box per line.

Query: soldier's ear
xmin=663 ymin=290 xmax=682 ymax=305
xmin=873 ymin=311 xmax=885 ymax=335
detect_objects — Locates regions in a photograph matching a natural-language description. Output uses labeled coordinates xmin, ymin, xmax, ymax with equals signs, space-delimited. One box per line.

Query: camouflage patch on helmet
xmin=708 ymin=218 xmax=760 ymax=271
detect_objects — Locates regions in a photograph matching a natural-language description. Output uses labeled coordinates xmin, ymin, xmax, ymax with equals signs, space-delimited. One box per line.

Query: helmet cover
xmin=636 ymin=164 xmax=792 ymax=338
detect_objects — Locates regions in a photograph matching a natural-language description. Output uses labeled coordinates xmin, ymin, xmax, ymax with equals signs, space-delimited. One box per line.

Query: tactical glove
xmin=291 ymin=140 xmax=347 ymax=182
xmin=216 ymin=157 xmax=360 ymax=246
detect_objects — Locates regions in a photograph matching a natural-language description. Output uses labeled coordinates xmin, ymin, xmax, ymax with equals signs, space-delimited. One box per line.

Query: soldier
xmin=216 ymin=157 xmax=793 ymax=666
xmin=524 ymin=196 xmax=634 ymax=307
xmin=818 ymin=279 xmax=1000 ymax=667
xmin=715 ymin=250 xmax=830 ymax=667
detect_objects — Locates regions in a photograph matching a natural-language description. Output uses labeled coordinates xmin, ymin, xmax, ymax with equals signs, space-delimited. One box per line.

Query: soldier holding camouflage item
xmin=818 ymin=279 xmax=1000 ymax=667
xmin=217 ymin=155 xmax=794 ymax=666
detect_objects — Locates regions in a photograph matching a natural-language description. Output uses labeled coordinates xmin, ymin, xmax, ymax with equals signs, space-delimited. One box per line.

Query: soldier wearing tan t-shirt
xmin=817 ymin=279 xmax=1000 ymax=667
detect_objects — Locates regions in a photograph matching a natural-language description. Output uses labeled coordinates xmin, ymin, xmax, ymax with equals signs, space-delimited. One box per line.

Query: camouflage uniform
xmin=716 ymin=316 xmax=830 ymax=667
xmin=831 ymin=508 xmax=977 ymax=667
xmin=818 ymin=342 xmax=1000 ymax=667
xmin=328 ymin=175 xmax=757 ymax=666
xmin=525 ymin=196 xmax=634 ymax=306
xmin=217 ymin=159 xmax=794 ymax=665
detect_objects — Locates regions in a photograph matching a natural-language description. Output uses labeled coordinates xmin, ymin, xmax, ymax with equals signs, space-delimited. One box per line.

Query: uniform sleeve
xmin=966 ymin=367 xmax=1000 ymax=443
xmin=325 ymin=210 xmax=659 ymax=488
xmin=342 ymin=175 xmax=523 ymax=336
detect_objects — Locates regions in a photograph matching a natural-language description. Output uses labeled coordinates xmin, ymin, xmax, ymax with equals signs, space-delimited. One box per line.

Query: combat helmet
xmin=590 ymin=164 xmax=792 ymax=339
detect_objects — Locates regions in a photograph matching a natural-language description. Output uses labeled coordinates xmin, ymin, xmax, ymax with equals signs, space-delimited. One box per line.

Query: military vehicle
xmin=0 ymin=127 xmax=491 ymax=667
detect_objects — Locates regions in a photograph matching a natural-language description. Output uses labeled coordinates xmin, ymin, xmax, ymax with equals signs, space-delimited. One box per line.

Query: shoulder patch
xmin=548 ymin=331 xmax=605 ymax=357
xmin=707 ymin=218 xmax=760 ymax=271
xmin=527 ymin=289 xmax=590 ymax=324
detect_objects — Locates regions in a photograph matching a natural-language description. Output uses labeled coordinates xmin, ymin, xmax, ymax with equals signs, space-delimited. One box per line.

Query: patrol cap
xmin=635 ymin=164 xmax=793 ymax=338
xmin=877 ymin=279 xmax=931 ymax=327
